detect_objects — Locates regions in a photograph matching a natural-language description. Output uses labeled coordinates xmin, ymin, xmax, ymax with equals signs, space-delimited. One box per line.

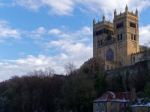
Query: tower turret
xmin=93 ymin=18 xmax=96 ymax=25
xmin=135 ymin=9 xmax=138 ymax=16
xmin=114 ymin=9 xmax=117 ymax=16
xmin=102 ymin=15 xmax=105 ymax=22
xmin=125 ymin=5 xmax=128 ymax=12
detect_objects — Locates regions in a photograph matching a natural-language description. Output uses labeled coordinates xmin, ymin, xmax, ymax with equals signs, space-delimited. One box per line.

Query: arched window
xmin=106 ymin=48 xmax=114 ymax=61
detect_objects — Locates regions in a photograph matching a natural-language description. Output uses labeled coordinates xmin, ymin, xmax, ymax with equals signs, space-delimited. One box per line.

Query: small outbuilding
xmin=93 ymin=91 xmax=131 ymax=112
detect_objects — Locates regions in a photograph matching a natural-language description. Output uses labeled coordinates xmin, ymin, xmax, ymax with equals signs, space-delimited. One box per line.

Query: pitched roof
xmin=94 ymin=91 xmax=131 ymax=103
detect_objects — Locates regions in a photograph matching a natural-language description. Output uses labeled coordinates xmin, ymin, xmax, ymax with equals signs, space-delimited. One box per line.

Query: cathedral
xmin=93 ymin=6 xmax=149 ymax=70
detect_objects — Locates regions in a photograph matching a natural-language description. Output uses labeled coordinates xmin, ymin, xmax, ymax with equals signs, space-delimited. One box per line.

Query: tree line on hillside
xmin=0 ymin=58 xmax=149 ymax=112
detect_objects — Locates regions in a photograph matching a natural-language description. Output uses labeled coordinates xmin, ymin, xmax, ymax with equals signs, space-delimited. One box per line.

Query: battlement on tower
xmin=93 ymin=16 xmax=113 ymax=29
xmin=114 ymin=5 xmax=138 ymax=19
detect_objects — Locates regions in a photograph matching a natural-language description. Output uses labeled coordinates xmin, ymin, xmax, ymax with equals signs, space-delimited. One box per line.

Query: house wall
xmin=107 ymin=102 xmax=127 ymax=112
xmin=131 ymin=106 xmax=149 ymax=112
xmin=93 ymin=102 xmax=128 ymax=112
xmin=93 ymin=102 xmax=107 ymax=112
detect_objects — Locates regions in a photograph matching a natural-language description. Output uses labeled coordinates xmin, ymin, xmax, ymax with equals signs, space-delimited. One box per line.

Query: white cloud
xmin=77 ymin=0 xmax=150 ymax=18
xmin=0 ymin=20 xmax=21 ymax=41
xmin=129 ymin=0 xmax=150 ymax=12
xmin=13 ymin=0 xmax=150 ymax=16
xmin=46 ymin=26 xmax=93 ymax=70
xmin=14 ymin=0 xmax=74 ymax=15
xmin=42 ymin=0 xmax=74 ymax=15
xmin=0 ymin=2 xmax=5 ymax=7
xmin=14 ymin=0 xmax=43 ymax=11
xmin=0 ymin=44 xmax=92 ymax=81
xmin=80 ymin=26 xmax=92 ymax=35
xmin=48 ymin=26 xmax=92 ymax=42
xmin=140 ymin=25 xmax=150 ymax=47
xmin=0 ymin=26 xmax=92 ymax=81
xmin=0 ymin=55 xmax=55 ymax=81
xmin=30 ymin=26 xmax=47 ymax=39
xmin=48 ymin=28 xmax=62 ymax=35
xmin=77 ymin=0 xmax=123 ymax=16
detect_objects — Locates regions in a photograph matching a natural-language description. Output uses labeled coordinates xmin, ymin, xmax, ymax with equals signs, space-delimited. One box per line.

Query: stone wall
xmin=105 ymin=60 xmax=150 ymax=91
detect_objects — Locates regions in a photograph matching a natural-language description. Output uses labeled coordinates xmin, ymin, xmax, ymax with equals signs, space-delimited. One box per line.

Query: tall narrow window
xmin=97 ymin=41 xmax=100 ymax=47
xmin=131 ymin=34 xmax=134 ymax=40
xmin=134 ymin=35 xmax=136 ymax=40
xmin=100 ymin=40 xmax=103 ymax=45
xmin=97 ymin=40 xmax=103 ymax=47
xmin=117 ymin=35 xmax=120 ymax=41
xmin=132 ymin=57 xmax=135 ymax=63
xmin=120 ymin=34 xmax=123 ymax=40
xmin=118 ymin=34 xmax=123 ymax=41
xmin=106 ymin=48 xmax=114 ymax=61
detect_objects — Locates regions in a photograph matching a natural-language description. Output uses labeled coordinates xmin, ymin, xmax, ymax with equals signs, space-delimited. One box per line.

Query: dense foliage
xmin=0 ymin=59 xmax=106 ymax=112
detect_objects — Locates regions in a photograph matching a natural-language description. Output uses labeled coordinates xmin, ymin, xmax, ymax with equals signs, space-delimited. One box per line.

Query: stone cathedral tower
xmin=93 ymin=6 xmax=140 ymax=70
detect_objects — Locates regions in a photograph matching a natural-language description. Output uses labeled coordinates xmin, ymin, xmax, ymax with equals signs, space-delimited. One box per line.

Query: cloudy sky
xmin=0 ymin=0 xmax=150 ymax=81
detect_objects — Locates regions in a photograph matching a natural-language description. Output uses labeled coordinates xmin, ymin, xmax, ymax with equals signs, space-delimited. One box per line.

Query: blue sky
xmin=0 ymin=0 xmax=150 ymax=81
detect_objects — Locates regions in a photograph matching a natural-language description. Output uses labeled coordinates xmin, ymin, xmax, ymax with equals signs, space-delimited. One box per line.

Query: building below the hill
xmin=93 ymin=91 xmax=131 ymax=112
xmin=93 ymin=91 xmax=150 ymax=112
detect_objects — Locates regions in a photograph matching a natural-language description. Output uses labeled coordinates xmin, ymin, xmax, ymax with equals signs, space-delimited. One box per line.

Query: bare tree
xmin=29 ymin=67 xmax=55 ymax=77
xmin=65 ymin=62 xmax=76 ymax=75
xmin=45 ymin=67 xmax=55 ymax=76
